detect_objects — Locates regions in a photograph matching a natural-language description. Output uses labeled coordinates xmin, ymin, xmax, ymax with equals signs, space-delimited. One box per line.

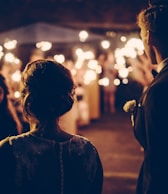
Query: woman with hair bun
xmin=0 ymin=59 xmax=103 ymax=194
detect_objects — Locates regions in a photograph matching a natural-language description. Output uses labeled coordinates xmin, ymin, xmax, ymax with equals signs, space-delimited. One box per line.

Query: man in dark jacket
xmin=124 ymin=2 xmax=168 ymax=194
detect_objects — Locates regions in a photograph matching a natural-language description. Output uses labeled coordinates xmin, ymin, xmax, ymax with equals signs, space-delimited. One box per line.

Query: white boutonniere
xmin=123 ymin=99 xmax=137 ymax=127
xmin=123 ymin=99 xmax=136 ymax=113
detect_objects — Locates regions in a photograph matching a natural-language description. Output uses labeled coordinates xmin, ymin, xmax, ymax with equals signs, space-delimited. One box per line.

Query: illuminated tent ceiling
xmin=0 ymin=22 xmax=104 ymax=44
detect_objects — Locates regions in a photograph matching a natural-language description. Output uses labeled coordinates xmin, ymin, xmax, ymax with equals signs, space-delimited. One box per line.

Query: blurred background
xmin=0 ymin=0 xmax=154 ymax=128
xmin=0 ymin=1 xmax=158 ymax=193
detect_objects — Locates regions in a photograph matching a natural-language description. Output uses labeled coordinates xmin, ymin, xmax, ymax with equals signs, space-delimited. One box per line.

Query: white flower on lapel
xmin=123 ymin=99 xmax=136 ymax=113
xmin=123 ymin=99 xmax=137 ymax=127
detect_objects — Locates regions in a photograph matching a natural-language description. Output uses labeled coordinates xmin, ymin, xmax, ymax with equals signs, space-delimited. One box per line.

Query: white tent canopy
xmin=0 ymin=22 xmax=104 ymax=44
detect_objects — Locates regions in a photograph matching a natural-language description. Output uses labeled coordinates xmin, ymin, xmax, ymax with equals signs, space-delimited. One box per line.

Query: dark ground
xmin=79 ymin=111 xmax=143 ymax=194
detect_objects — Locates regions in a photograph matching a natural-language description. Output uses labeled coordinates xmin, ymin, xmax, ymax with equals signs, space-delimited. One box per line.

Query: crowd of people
xmin=0 ymin=0 xmax=168 ymax=194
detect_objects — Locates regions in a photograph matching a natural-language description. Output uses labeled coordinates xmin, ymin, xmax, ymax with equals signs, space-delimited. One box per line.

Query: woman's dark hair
xmin=20 ymin=59 xmax=75 ymax=121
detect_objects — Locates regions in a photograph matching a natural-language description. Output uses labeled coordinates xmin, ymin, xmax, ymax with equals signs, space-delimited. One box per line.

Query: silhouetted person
xmin=99 ymin=51 xmax=117 ymax=113
xmin=0 ymin=74 xmax=18 ymax=140
xmin=124 ymin=3 xmax=168 ymax=194
xmin=0 ymin=59 xmax=103 ymax=194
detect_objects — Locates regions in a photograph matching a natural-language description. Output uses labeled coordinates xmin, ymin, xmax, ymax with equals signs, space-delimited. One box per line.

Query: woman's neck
xmin=29 ymin=119 xmax=73 ymax=141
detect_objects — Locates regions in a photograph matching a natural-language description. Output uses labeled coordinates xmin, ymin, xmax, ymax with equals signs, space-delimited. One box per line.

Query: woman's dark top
xmin=0 ymin=132 xmax=103 ymax=194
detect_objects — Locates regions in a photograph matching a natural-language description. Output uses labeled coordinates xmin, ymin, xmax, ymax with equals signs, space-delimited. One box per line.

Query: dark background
xmin=0 ymin=0 xmax=148 ymax=34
